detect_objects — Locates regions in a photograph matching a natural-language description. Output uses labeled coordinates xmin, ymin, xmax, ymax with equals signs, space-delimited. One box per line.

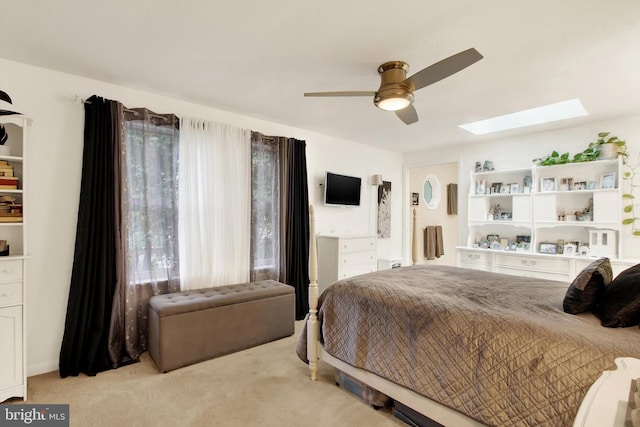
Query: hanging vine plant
xmin=622 ymin=161 xmax=640 ymax=236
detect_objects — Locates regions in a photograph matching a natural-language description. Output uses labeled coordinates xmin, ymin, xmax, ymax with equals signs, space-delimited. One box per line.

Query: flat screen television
xmin=324 ymin=172 xmax=361 ymax=207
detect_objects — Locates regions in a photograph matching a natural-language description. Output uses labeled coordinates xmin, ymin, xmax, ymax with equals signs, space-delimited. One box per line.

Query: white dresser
xmin=317 ymin=234 xmax=377 ymax=293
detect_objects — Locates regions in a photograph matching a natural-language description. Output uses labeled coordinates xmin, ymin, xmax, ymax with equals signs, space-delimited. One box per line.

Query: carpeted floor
xmin=12 ymin=321 xmax=402 ymax=426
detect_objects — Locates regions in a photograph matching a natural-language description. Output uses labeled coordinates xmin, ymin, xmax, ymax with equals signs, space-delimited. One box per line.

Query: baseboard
xmin=28 ymin=361 xmax=58 ymax=377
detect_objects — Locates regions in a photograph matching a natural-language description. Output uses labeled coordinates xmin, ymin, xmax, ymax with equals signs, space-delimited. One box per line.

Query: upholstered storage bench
xmin=148 ymin=280 xmax=295 ymax=372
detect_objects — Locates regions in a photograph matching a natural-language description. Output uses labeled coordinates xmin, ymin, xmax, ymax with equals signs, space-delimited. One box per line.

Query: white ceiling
xmin=1 ymin=0 xmax=639 ymax=153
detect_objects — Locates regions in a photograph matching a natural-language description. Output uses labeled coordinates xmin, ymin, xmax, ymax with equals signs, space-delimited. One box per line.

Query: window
xmin=251 ymin=137 xmax=280 ymax=279
xmin=123 ymin=117 xmax=180 ymax=285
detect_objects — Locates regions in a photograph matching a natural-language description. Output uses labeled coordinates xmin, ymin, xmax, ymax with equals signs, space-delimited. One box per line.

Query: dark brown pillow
xmin=598 ymin=263 xmax=640 ymax=327
xmin=563 ymin=257 xmax=612 ymax=314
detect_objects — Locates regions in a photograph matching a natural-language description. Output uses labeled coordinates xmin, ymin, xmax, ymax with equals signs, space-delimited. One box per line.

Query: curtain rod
xmin=75 ymin=96 xmax=171 ymax=121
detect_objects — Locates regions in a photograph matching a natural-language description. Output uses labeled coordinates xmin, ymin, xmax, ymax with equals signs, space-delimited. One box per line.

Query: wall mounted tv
xmin=324 ymin=172 xmax=362 ymax=207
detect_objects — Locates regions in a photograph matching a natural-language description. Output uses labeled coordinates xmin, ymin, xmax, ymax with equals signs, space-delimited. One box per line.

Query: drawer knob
xmin=1 ymin=292 xmax=11 ymax=297
xmin=521 ymin=259 xmax=537 ymax=266
xmin=467 ymin=254 xmax=480 ymax=260
xmin=1 ymin=269 xmax=13 ymax=273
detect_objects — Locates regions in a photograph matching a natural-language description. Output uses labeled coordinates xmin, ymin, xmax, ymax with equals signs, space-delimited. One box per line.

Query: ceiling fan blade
xmin=396 ymin=105 xmax=419 ymax=125
xmin=405 ymin=48 xmax=483 ymax=91
xmin=304 ymin=91 xmax=376 ymax=97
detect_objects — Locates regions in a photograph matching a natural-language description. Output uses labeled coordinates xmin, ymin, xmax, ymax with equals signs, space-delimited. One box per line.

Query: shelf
xmin=470 ymin=193 xmax=531 ymax=198
xmin=470 ymin=220 xmax=531 ymax=226
xmin=535 ymin=221 xmax=618 ymax=229
xmin=534 ymin=188 xmax=617 ymax=196
xmin=0 ymin=155 xmax=23 ymax=163
xmin=471 ymin=167 xmax=531 ymax=176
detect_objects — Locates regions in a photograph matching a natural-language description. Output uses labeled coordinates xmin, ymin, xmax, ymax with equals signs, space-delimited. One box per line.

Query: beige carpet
xmin=17 ymin=321 xmax=402 ymax=426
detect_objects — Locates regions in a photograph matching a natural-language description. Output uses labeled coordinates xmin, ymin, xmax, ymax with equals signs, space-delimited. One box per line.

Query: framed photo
xmin=491 ymin=182 xmax=502 ymax=194
xmin=601 ymin=172 xmax=616 ymax=189
xmin=587 ymin=181 xmax=597 ymax=190
xmin=559 ymin=177 xmax=573 ymax=191
xmin=475 ymin=179 xmax=486 ymax=195
xmin=486 ymin=234 xmax=500 ymax=242
xmin=540 ymin=177 xmax=557 ymax=192
xmin=411 ymin=192 xmax=419 ymax=206
xmin=509 ymin=183 xmax=519 ymax=194
xmin=573 ymin=181 xmax=587 ymax=190
xmin=539 ymin=242 xmax=558 ymax=254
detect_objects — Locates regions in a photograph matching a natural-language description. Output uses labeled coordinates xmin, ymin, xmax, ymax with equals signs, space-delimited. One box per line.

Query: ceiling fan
xmin=304 ymin=48 xmax=483 ymax=125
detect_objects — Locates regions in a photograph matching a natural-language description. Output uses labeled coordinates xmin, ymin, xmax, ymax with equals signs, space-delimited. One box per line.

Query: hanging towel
xmin=447 ymin=184 xmax=458 ymax=215
xmin=424 ymin=226 xmax=445 ymax=260
xmin=435 ymin=225 xmax=444 ymax=258
xmin=424 ymin=226 xmax=436 ymax=260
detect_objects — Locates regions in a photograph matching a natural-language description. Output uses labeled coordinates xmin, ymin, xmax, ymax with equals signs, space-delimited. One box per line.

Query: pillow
xmin=598 ymin=263 xmax=640 ymax=327
xmin=563 ymin=257 xmax=612 ymax=314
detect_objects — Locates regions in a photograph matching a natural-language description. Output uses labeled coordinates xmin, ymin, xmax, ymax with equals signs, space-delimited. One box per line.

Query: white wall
xmin=0 ymin=58 xmax=403 ymax=376
xmin=403 ymin=115 xmax=640 ymax=261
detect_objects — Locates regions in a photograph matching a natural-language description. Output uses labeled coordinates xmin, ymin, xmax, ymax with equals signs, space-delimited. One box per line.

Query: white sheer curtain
xmin=179 ymin=117 xmax=251 ymax=290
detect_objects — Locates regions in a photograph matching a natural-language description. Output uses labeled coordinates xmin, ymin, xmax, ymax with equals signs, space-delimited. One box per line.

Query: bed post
xmin=412 ymin=208 xmax=418 ymax=265
xmin=307 ymin=204 xmax=319 ymax=380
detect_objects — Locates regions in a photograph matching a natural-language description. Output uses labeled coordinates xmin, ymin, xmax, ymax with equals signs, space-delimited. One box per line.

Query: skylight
xmin=459 ymin=99 xmax=588 ymax=135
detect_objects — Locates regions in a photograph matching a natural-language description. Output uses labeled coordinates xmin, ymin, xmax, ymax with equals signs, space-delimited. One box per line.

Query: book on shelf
xmin=0 ymin=176 xmax=19 ymax=189
xmin=0 ymin=216 xmax=22 ymax=222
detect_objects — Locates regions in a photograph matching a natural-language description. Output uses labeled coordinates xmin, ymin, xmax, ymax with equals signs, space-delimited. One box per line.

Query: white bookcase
xmin=457 ymin=157 xmax=634 ymax=280
xmin=0 ymin=114 xmax=29 ymax=402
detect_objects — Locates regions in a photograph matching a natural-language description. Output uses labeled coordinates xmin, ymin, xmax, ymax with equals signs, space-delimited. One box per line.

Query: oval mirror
xmin=423 ymin=174 xmax=441 ymax=209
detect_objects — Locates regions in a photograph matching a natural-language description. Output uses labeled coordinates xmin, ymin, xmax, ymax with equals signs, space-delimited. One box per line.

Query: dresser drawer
xmin=0 ymin=260 xmax=23 ymax=283
xmin=495 ymin=254 xmax=570 ymax=273
xmin=0 ymin=282 xmax=22 ymax=308
xmin=494 ymin=266 xmax=570 ymax=282
xmin=340 ymin=251 xmax=376 ymax=268
xmin=339 ymin=263 xmax=377 ymax=280
xmin=340 ymin=237 xmax=376 ymax=254
xmin=458 ymin=250 xmax=492 ymax=265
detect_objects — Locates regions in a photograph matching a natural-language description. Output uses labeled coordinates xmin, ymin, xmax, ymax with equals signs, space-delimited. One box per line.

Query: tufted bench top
xmin=149 ymin=280 xmax=294 ymax=318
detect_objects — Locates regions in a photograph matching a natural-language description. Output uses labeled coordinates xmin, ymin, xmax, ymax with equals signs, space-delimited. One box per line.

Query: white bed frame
xmin=305 ymin=205 xmax=486 ymax=426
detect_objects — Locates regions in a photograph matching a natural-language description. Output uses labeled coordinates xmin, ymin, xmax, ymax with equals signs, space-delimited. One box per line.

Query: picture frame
xmin=539 ymin=242 xmax=558 ymax=254
xmin=411 ymin=192 xmax=419 ymax=206
xmin=476 ymin=179 xmax=487 ymax=195
xmin=540 ymin=177 xmax=557 ymax=192
xmin=509 ymin=183 xmax=519 ymax=194
xmin=559 ymin=177 xmax=573 ymax=191
xmin=601 ymin=172 xmax=616 ymax=189
xmin=490 ymin=182 xmax=502 ymax=194
xmin=573 ymin=181 xmax=587 ymax=190
xmin=587 ymin=181 xmax=597 ymax=190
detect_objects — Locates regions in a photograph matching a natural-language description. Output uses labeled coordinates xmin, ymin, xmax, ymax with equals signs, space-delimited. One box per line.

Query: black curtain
xmin=59 ymin=95 xmax=122 ymax=377
xmin=284 ymin=139 xmax=310 ymax=320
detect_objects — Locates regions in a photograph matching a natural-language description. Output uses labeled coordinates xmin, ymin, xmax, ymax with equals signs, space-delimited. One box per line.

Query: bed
xmin=297 ymin=206 xmax=640 ymax=426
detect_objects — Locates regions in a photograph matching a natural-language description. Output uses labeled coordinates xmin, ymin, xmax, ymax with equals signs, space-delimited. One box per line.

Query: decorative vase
xmin=597 ymin=143 xmax=618 ymax=160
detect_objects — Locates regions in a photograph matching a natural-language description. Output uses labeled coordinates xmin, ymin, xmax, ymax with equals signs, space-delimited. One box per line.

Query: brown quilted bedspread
xmin=296 ymin=265 xmax=640 ymax=426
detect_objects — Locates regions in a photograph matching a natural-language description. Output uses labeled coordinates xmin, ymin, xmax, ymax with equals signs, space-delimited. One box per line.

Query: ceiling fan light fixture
xmin=376 ymin=96 xmax=412 ymax=111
